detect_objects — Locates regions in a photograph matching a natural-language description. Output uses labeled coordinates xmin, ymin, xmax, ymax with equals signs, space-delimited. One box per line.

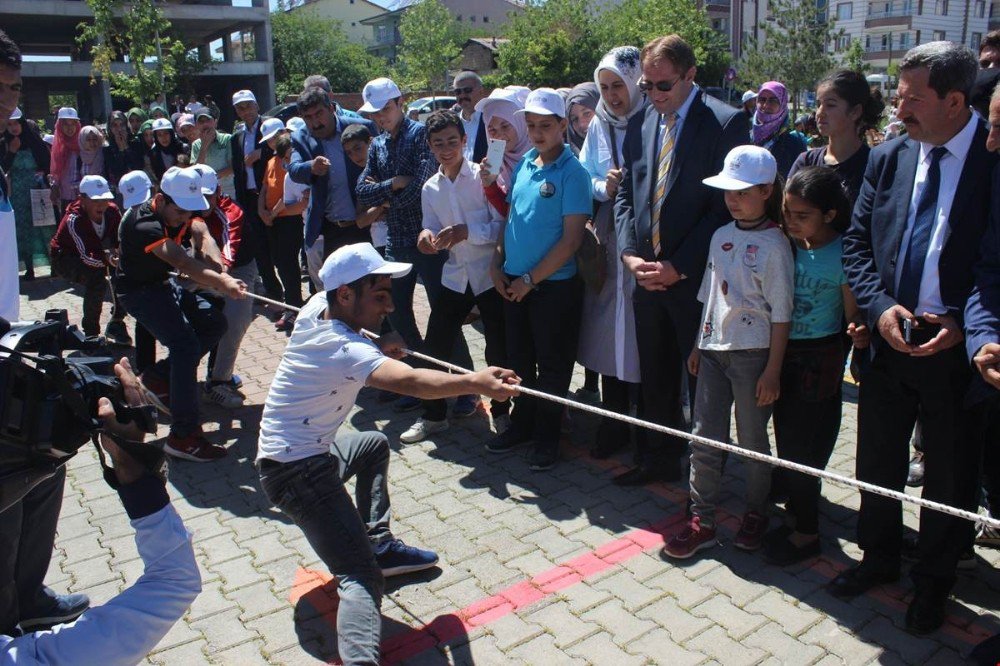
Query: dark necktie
xmin=897 ymin=146 xmax=947 ymax=313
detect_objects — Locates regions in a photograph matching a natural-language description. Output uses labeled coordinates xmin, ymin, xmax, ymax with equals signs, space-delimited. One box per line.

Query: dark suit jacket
xmin=471 ymin=114 xmax=488 ymax=163
xmin=231 ymin=116 xmax=272 ymax=200
xmin=615 ymin=89 xmax=749 ymax=283
xmin=287 ymin=115 xmax=379 ymax=247
xmin=843 ymin=120 xmax=997 ymax=351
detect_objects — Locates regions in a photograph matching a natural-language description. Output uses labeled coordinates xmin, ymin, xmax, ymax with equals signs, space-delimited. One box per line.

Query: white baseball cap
xmin=259 ymin=117 xmax=286 ymax=144
xmin=190 ymin=163 xmax=219 ymax=195
xmin=320 ymin=242 xmax=411 ymax=291
xmin=185 ymin=102 xmax=205 ymax=114
xmin=514 ymin=88 xmax=565 ymax=118
xmin=194 ymin=106 xmax=215 ymax=120
xmin=285 ymin=116 xmax=306 ymax=133
xmin=702 ymin=145 xmax=777 ymax=190
xmin=232 ymin=90 xmax=257 ymax=106
xmin=79 ymin=175 xmax=114 ymax=201
xmin=742 ymin=90 xmax=758 ymax=104
xmin=57 ymin=107 xmax=80 ymax=121
xmin=358 ymin=77 xmax=402 ymax=113
xmin=176 ymin=114 xmax=195 ymax=130
xmin=42 ymin=134 xmax=54 ymax=145
xmin=9 ymin=107 xmax=22 ymax=121
xmin=160 ymin=166 xmax=210 ymax=211
xmin=119 ymin=170 xmax=153 ymax=208
xmin=151 ymin=117 xmax=173 ymax=132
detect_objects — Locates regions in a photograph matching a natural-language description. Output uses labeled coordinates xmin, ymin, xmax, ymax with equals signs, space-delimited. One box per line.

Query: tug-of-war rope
xmin=235 ymin=286 xmax=1000 ymax=533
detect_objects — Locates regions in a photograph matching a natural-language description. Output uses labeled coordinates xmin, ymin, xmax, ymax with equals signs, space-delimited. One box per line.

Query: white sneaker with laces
xmin=399 ymin=418 xmax=449 ymax=444
xmin=204 ymin=382 xmax=245 ymax=409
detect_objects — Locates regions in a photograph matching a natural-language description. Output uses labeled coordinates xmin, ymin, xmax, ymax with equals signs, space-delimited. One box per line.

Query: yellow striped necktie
xmin=651 ymin=112 xmax=678 ymax=258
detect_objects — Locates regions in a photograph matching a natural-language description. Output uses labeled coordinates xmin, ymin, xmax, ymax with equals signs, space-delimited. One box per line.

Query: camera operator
xmin=114 ymin=166 xmax=247 ymax=463
xmin=49 ymin=175 xmax=131 ymax=346
xmin=1 ymin=358 xmax=202 ymax=664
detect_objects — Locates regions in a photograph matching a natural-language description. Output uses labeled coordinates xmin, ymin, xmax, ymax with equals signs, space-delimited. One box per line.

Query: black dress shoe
xmin=906 ymin=588 xmax=947 ymax=635
xmin=763 ymin=533 xmax=822 ymax=566
xmin=612 ymin=463 xmax=681 ymax=486
xmin=590 ymin=419 xmax=628 ymax=459
xmin=827 ymin=560 xmax=899 ymax=598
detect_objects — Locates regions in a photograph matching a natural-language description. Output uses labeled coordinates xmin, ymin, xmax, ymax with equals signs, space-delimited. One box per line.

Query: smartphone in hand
xmin=484 ymin=139 xmax=506 ymax=176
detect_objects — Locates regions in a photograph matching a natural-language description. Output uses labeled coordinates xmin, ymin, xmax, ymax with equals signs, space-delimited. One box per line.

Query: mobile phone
xmin=902 ymin=317 xmax=913 ymax=344
xmin=484 ymin=139 xmax=506 ymax=176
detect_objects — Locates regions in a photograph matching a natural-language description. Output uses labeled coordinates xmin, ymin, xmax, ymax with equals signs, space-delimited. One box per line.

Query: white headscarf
xmin=593 ymin=46 xmax=645 ymax=130
xmin=475 ymin=88 xmax=532 ymax=192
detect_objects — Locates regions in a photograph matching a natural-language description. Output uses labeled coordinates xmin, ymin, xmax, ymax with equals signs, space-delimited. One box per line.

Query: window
xmin=976 ymin=1 xmax=986 ymax=15
xmin=456 ymin=14 xmax=462 ymax=20
xmin=377 ymin=25 xmax=388 ymax=42
xmin=937 ymin=0 xmax=948 ymax=13
xmin=483 ymin=15 xmax=490 ymax=22
xmin=837 ymin=34 xmax=851 ymax=50
xmin=837 ymin=2 xmax=853 ymax=18
xmin=899 ymin=32 xmax=911 ymax=47
xmin=973 ymin=31 xmax=983 ymax=48
xmin=934 ymin=29 xmax=946 ymax=40
xmin=470 ymin=15 xmax=476 ymax=22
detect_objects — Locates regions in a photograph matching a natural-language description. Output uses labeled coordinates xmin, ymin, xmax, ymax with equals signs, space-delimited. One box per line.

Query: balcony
xmin=866 ymin=4 xmax=914 ymax=27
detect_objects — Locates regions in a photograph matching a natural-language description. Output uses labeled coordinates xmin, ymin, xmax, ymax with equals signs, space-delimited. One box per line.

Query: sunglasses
xmin=452 ymin=86 xmax=476 ymax=95
xmin=638 ymin=76 xmax=682 ymax=92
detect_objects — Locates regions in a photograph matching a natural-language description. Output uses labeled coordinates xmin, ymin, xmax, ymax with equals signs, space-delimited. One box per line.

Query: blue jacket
xmin=966 ymin=167 xmax=1000 ymax=404
xmin=287 ymin=115 xmax=378 ymax=246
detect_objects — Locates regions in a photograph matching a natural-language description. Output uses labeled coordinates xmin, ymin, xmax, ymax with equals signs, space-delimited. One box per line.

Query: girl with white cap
xmin=49 ymin=106 xmax=82 ymax=211
xmin=662 ymin=145 xmax=794 ymax=560
xmin=576 ymin=45 xmax=649 ymax=459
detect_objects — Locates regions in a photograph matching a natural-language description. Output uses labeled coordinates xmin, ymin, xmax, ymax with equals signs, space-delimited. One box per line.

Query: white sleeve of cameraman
xmin=0 ymin=503 xmax=201 ymax=666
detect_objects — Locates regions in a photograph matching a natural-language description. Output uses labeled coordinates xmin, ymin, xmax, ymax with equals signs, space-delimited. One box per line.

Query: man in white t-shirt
xmin=256 ymin=242 xmax=518 ymax=665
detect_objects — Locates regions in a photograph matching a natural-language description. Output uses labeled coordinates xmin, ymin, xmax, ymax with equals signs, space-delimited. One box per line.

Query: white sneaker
xmin=399 ymin=418 xmax=449 ymax=444
xmin=204 ymin=382 xmax=245 ymax=409
xmin=493 ymin=414 xmax=511 ymax=435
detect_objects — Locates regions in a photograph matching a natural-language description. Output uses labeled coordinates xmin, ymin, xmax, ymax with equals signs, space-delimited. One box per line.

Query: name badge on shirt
xmin=539 ymin=181 xmax=556 ymax=198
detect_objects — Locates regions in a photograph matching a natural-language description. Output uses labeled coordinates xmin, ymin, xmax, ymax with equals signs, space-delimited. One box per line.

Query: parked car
xmin=704 ymin=87 xmax=743 ymax=108
xmin=406 ymin=96 xmax=457 ymax=122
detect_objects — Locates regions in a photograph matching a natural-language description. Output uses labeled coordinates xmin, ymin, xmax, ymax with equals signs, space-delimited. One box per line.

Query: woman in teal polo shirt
xmin=487 ymin=88 xmax=592 ymax=471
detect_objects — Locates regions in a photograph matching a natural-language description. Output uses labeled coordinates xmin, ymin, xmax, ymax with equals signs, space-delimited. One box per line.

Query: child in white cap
xmin=662 ymin=145 xmax=794 ymax=560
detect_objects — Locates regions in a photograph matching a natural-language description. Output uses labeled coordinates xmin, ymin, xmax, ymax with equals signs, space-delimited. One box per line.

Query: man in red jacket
xmin=49 ymin=174 xmax=132 ymax=345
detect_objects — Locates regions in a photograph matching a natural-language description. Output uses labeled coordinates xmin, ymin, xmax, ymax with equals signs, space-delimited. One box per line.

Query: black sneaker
xmin=375 ymin=539 xmax=439 ymax=577
xmin=103 ymin=320 xmax=133 ymax=347
xmin=19 ymin=592 xmax=90 ymax=631
xmin=484 ymin=427 xmax=531 ymax=453
xmin=528 ymin=446 xmax=558 ymax=471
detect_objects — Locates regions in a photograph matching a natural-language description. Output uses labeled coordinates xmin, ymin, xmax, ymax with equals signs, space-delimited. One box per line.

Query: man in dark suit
xmin=230 ymin=89 xmax=279 ymax=299
xmin=837 ymin=41 xmax=996 ymax=634
xmin=452 ymin=71 xmax=488 ymax=163
xmin=613 ymin=34 xmax=749 ymax=486
xmin=287 ymin=88 xmax=378 ymax=267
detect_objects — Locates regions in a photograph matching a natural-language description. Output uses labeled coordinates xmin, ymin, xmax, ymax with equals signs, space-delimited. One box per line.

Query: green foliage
xmin=397 ymin=0 xmax=465 ymax=91
xmin=842 ymin=38 xmax=870 ymax=74
xmin=493 ymin=0 xmax=599 ymax=88
xmin=77 ymin=0 xmax=204 ymax=105
xmin=271 ymin=3 xmax=384 ymax=99
xmin=738 ymin=0 xmax=842 ymax=111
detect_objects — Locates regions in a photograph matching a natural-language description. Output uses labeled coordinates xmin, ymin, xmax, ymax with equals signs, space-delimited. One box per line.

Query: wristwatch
xmin=521 ymin=272 xmax=535 ymax=289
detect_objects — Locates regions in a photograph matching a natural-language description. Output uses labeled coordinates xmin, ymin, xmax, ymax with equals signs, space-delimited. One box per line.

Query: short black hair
xmin=341 ymin=123 xmax=372 ymax=145
xmin=0 ymin=29 xmax=22 ymax=70
xmin=275 ymin=133 xmax=292 ymax=158
xmin=425 ymin=110 xmax=464 ymax=139
xmin=784 ymin=166 xmax=852 ymax=234
xmin=297 ymin=87 xmax=330 ymax=113
xmin=326 ymin=274 xmax=379 ymax=309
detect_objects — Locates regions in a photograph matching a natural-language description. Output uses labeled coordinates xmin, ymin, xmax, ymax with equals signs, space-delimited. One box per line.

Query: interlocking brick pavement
xmin=14 ymin=268 xmax=1000 ymax=665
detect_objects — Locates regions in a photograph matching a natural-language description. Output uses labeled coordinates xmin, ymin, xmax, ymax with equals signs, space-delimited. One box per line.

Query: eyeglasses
xmin=452 ymin=86 xmax=476 ymax=95
xmin=638 ymin=77 xmax=681 ymax=92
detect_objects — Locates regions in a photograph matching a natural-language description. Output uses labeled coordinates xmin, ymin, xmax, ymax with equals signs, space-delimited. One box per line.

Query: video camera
xmin=0 ymin=310 xmax=157 ymax=512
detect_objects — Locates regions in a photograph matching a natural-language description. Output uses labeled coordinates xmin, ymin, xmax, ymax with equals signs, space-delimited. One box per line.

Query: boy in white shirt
xmin=400 ymin=111 xmax=510 ymax=442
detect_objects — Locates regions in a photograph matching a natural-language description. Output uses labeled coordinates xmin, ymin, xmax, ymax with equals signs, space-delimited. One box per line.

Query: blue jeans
xmin=258 ymin=431 xmax=392 ymax=665
xmin=118 ymin=279 xmax=228 ymax=437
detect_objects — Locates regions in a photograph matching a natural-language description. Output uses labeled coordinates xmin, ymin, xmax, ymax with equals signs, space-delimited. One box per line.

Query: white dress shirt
xmin=461 ymin=110 xmax=482 ymax=161
xmin=895 ymin=112 xmax=978 ymax=316
xmin=243 ymin=117 xmax=260 ymax=191
xmin=421 ymin=160 xmax=502 ymax=296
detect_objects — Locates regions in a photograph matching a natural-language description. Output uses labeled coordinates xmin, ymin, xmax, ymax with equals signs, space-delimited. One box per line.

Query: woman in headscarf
xmin=751 ymin=81 xmax=806 ymax=178
xmin=474 ymin=87 xmax=533 ymax=215
xmin=49 ymin=108 xmax=82 ymax=211
xmin=576 ymin=45 xmax=648 ymax=459
xmin=125 ymin=107 xmax=147 ymax=136
xmin=78 ymin=125 xmax=106 ymax=182
xmin=565 ymin=82 xmax=599 ymax=156
xmin=148 ymin=118 xmax=189 ymax=182
xmin=1 ymin=109 xmax=52 ymax=279
xmin=129 ymin=118 xmax=157 ymax=185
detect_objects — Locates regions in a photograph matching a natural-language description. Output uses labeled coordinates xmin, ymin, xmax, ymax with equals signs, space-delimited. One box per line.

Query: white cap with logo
xmin=185 ymin=102 xmax=205 ymax=114
xmin=742 ymin=90 xmax=758 ymax=104
xmin=358 ymin=77 xmax=403 ymax=113
xmin=119 ymin=170 xmax=153 ymax=208
xmin=160 ymin=166 xmax=210 ymax=211
xmin=285 ymin=116 xmax=306 ymax=133
xmin=79 ymin=175 xmax=115 ymax=201
xmin=176 ymin=114 xmax=195 ymax=130
xmin=514 ymin=88 xmax=565 ymax=118
xmin=259 ymin=117 xmax=286 ymax=144
xmin=702 ymin=145 xmax=778 ymax=191
xmin=151 ymin=117 xmax=173 ymax=132
xmin=232 ymin=90 xmax=257 ymax=106
xmin=320 ymin=242 xmax=411 ymax=291
xmin=190 ymin=163 xmax=219 ymax=195
xmin=57 ymin=107 xmax=80 ymax=121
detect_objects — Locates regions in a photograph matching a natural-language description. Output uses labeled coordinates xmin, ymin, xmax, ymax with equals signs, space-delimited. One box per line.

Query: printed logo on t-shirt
xmin=539 ymin=181 xmax=556 ymax=198
xmin=722 ymin=242 xmax=733 ymax=252
xmin=702 ymin=320 xmax=714 ymax=339
xmin=743 ymin=244 xmax=759 ymax=269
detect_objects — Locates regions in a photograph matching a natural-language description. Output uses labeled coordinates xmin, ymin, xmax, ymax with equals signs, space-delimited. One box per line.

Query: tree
xmin=596 ymin=0 xmax=730 ymax=86
xmin=738 ymin=0 xmax=842 ymax=112
xmin=842 ymin=38 xmax=870 ymax=74
xmin=397 ymin=0 xmax=464 ymax=91
xmin=493 ymin=0 xmax=601 ymax=88
xmin=270 ymin=3 xmax=385 ymax=99
xmin=77 ymin=0 xmax=204 ymax=105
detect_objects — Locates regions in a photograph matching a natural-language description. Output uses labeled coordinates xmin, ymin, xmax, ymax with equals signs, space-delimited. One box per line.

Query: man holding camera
xmin=114 ymin=166 xmax=247 ymax=462
xmin=0 ymin=358 xmax=202 ymax=662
